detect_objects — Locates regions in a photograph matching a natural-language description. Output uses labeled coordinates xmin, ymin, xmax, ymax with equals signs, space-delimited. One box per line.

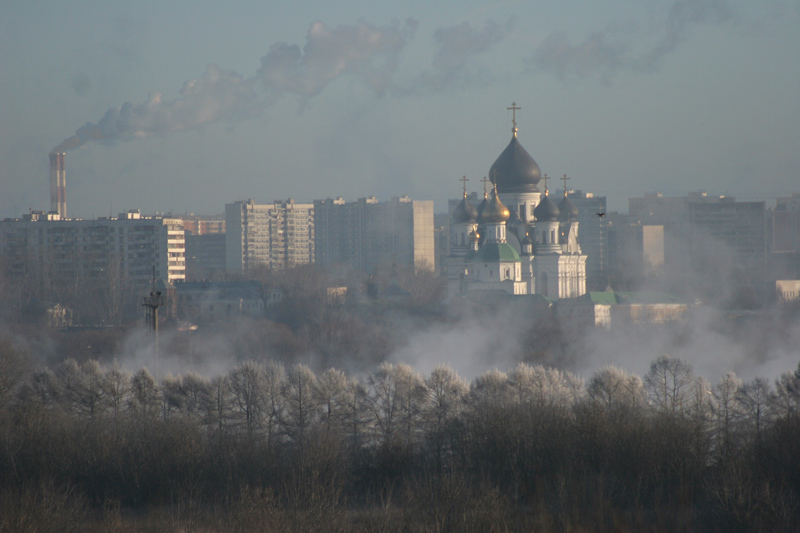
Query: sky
xmin=1 ymin=0 xmax=798 ymax=218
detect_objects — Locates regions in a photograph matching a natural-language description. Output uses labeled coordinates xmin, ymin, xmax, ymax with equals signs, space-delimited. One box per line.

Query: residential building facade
xmin=225 ymin=199 xmax=315 ymax=274
xmin=314 ymin=195 xmax=435 ymax=274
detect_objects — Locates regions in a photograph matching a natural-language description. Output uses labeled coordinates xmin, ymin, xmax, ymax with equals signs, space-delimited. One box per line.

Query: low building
xmin=775 ymin=280 xmax=800 ymax=305
xmin=175 ymin=280 xmax=281 ymax=322
xmin=557 ymin=291 xmax=690 ymax=328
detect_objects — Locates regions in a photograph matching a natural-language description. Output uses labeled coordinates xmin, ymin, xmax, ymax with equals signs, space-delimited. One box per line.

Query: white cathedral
xmin=446 ymin=106 xmax=587 ymax=300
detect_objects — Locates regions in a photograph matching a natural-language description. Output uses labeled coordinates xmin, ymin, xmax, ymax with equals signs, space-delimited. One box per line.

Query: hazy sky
xmin=1 ymin=0 xmax=798 ymax=218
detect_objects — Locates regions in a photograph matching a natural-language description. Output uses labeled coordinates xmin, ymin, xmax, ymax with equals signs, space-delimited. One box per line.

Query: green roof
xmin=616 ymin=291 xmax=686 ymax=305
xmin=475 ymin=242 xmax=520 ymax=263
xmin=587 ymin=291 xmax=618 ymax=305
xmin=581 ymin=291 xmax=686 ymax=306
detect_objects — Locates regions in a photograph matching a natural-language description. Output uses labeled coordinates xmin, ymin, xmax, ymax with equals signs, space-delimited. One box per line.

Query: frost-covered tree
xmin=229 ymin=361 xmax=269 ymax=437
xmin=281 ymin=364 xmax=320 ymax=447
xmin=508 ymin=363 xmax=584 ymax=410
xmin=314 ymin=368 xmax=349 ymax=435
xmin=736 ymin=377 xmax=774 ymax=440
xmin=467 ymin=369 xmax=511 ymax=417
xmin=54 ymin=359 xmax=105 ymax=419
xmin=101 ymin=362 xmax=131 ymax=421
xmin=363 ymin=362 xmax=427 ymax=446
xmin=772 ymin=364 xmax=800 ymax=422
xmin=710 ymin=372 xmax=743 ymax=457
xmin=644 ymin=355 xmax=696 ymax=415
xmin=588 ymin=365 xmax=647 ymax=415
xmin=129 ymin=368 xmax=160 ymax=421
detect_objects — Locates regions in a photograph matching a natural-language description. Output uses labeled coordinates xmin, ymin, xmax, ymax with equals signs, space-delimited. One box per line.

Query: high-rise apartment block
xmin=773 ymin=194 xmax=800 ymax=253
xmin=168 ymin=214 xmax=226 ymax=281
xmin=0 ymin=210 xmax=186 ymax=287
xmin=225 ymin=199 xmax=314 ymax=274
xmin=314 ymin=196 xmax=435 ymax=274
xmin=565 ymin=190 xmax=608 ymax=290
xmin=618 ymin=192 xmax=767 ymax=281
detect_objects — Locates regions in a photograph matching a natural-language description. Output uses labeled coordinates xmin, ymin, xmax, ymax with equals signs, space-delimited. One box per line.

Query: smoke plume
xmin=531 ymin=0 xmax=732 ymax=82
xmin=52 ymin=19 xmax=417 ymax=152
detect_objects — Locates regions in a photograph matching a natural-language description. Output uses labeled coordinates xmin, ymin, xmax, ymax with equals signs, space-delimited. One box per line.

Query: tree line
xmin=0 ymin=341 xmax=799 ymax=531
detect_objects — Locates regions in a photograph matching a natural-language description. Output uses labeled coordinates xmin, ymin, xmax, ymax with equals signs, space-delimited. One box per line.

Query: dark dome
xmin=452 ymin=196 xmax=478 ymax=223
xmin=557 ymin=195 xmax=579 ymax=222
xmin=476 ymin=195 xmax=488 ymax=222
xmin=506 ymin=210 xmax=522 ymax=238
xmin=489 ymin=136 xmax=542 ymax=194
xmin=533 ymin=193 xmax=560 ymax=222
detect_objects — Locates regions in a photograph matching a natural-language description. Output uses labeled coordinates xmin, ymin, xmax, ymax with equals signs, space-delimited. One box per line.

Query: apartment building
xmin=225 ymin=199 xmax=314 ymax=274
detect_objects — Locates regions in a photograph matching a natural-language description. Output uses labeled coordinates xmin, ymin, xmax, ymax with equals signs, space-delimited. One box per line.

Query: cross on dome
xmin=507 ymin=102 xmax=521 ymax=137
xmin=459 ymin=175 xmax=469 ymax=198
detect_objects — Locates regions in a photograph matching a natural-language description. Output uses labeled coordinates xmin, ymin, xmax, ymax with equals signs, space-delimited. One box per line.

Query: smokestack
xmin=49 ymin=152 xmax=66 ymax=217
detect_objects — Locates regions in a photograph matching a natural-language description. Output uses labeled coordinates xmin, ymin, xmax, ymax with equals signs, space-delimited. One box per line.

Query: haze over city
xmin=2 ymin=0 xmax=798 ymax=218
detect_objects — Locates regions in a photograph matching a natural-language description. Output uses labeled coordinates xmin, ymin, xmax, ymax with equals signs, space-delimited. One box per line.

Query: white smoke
xmin=531 ymin=0 xmax=732 ymax=82
xmin=400 ymin=19 xmax=510 ymax=94
xmin=53 ymin=19 xmax=417 ymax=152
xmin=257 ymin=19 xmax=416 ymax=100
xmin=54 ymin=65 xmax=258 ymax=151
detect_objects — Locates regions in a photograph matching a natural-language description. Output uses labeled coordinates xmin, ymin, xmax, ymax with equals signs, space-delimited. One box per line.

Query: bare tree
xmin=508 ymin=363 xmax=584 ymax=410
xmin=54 ymin=359 xmax=105 ymax=419
xmin=205 ymin=375 xmax=233 ymax=433
xmin=129 ymin=368 xmax=160 ymax=421
xmin=281 ymin=364 xmax=320 ymax=448
xmin=363 ymin=362 xmax=427 ymax=446
xmin=772 ymin=364 xmax=800 ymax=422
xmin=467 ymin=369 xmax=511 ymax=417
xmin=229 ymin=361 xmax=268 ymax=438
xmin=423 ymin=365 xmax=468 ymax=470
xmin=0 ymin=341 xmax=30 ymax=416
xmin=710 ymin=372 xmax=743 ymax=458
xmin=314 ymin=368 xmax=350 ymax=436
xmin=644 ymin=355 xmax=696 ymax=415
xmin=101 ymin=362 xmax=131 ymax=421
xmin=588 ymin=365 xmax=647 ymax=415
xmin=424 ymin=365 xmax=468 ymax=427
xmin=736 ymin=377 xmax=774 ymax=441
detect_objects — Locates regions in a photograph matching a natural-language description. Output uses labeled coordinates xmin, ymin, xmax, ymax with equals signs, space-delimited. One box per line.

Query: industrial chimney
xmin=49 ymin=152 xmax=66 ymax=217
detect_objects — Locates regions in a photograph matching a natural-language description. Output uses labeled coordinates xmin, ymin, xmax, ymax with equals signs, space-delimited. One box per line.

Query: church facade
xmin=446 ymin=105 xmax=588 ymax=300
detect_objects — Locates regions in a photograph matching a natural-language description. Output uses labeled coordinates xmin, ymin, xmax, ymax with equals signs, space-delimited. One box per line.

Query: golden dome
xmin=481 ymin=186 xmax=510 ymax=223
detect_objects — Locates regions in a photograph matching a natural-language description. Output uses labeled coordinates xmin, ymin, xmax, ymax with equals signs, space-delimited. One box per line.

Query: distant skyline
xmin=2 ymin=0 xmax=798 ymax=217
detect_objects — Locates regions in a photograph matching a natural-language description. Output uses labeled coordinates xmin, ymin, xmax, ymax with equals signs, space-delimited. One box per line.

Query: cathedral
xmin=446 ymin=104 xmax=587 ymax=300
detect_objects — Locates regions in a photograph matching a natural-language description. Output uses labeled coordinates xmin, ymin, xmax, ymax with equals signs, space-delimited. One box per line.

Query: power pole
xmin=141 ymin=266 xmax=164 ymax=383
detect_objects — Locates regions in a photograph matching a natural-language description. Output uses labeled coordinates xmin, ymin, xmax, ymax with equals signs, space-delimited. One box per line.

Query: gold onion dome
xmin=481 ymin=187 xmax=510 ymax=223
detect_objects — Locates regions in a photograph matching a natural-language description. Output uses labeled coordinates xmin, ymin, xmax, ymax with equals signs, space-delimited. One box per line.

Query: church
xmin=446 ymin=104 xmax=587 ymax=300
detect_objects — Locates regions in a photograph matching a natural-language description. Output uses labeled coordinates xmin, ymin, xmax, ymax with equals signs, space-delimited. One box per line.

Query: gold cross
xmin=481 ymin=176 xmax=490 ymax=197
xmin=459 ymin=175 xmax=469 ymax=197
xmin=561 ymin=174 xmax=570 ymax=197
xmin=542 ymin=173 xmax=550 ymax=194
xmin=507 ymin=102 xmax=521 ymax=129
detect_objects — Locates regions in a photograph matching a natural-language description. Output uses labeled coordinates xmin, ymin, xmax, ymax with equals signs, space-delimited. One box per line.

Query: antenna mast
xmin=141 ymin=265 xmax=164 ymax=383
